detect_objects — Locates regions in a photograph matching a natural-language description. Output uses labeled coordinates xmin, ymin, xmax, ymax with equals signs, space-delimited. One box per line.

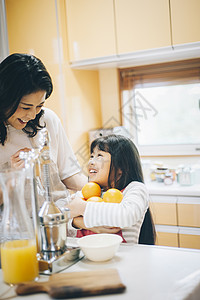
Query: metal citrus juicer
xmin=20 ymin=128 xmax=81 ymax=274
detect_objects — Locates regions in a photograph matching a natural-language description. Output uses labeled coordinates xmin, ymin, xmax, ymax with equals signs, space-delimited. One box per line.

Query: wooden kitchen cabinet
xmin=177 ymin=197 xmax=200 ymax=227
xmin=179 ymin=235 xmax=200 ymax=250
xmin=65 ymin=0 xmax=172 ymax=63
xmin=65 ymin=0 xmax=116 ymax=61
xmin=170 ymin=0 xmax=200 ymax=45
xmin=179 ymin=228 xmax=200 ymax=250
xmin=65 ymin=0 xmax=200 ymax=68
xmin=148 ymin=185 xmax=200 ymax=249
xmin=149 ymin=195 xmax=177 ymax=226
xmin=155 ymin=225 xmax=179 ymax=247
xmin=115 ymin=0 xmax=171 ymax=54
xmin=155 ymin=231 xmax=179 ymax=247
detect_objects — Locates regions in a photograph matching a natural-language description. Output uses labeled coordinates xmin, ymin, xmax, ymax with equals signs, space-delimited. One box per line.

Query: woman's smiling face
xmin=7 ymin=90 xmax=46 ymax=129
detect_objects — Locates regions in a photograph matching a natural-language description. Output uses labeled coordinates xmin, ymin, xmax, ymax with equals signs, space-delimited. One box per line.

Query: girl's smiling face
xmin=88 ymin=146 xmax=111 ymax=190
xmin=7 ymin=90 xmax=46 ymax=129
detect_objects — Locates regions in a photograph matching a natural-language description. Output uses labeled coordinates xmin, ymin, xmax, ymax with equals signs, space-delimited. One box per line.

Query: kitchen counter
xmin=146 ymin=181 xmax=200 ymax=196
xmin=1 ymin=244 xmax=200 ymax=300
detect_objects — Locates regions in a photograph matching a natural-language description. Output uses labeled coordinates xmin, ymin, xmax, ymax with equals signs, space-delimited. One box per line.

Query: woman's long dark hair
xmin=90 ymin=134 xmax=156 ymax=245
xmin=0 ymin=53 xmax=53 ymax=145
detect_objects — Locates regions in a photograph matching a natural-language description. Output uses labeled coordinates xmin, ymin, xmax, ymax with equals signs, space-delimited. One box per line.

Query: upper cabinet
xmin=170 ymin=0 xmax=200 ymax=45
xmin=115 ymin=0 xmax=171 ymax=54
xmin=65 ymin=0 xmax=200 ymax=68
xmin=65 ymin=0 xmax=116 ymax=61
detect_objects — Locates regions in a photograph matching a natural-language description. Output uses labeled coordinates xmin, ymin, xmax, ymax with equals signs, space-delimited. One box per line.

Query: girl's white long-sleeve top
xmin=83 ymin=181 xmax=149 ymax=244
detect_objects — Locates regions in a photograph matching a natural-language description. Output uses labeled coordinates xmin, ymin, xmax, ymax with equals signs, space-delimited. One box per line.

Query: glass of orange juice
xmin=0 ymin=169 xmax=39 ymax=284
xmin=1 ymin=239 xmax=39 ymax=284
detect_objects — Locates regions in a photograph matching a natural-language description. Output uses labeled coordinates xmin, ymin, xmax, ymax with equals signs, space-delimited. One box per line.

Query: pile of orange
xmin=102 ymin=188 xmax=123 ymax=203
xmin=82 ymin=182 xmax=101 ymax=200
xmin=82 ymin=182 xmax=123 ymax=203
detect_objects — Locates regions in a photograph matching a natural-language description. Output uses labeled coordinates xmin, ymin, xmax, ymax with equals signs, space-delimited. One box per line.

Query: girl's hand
xmin=89 ymin=226 xmax=121 ymax=234
xmin=67 ymin=196 xmax=87 ymax=218
xmin=10 ymin=148 xmax=31 ymax=169
xmin=72 ymin=216 xmax=121 ymax=234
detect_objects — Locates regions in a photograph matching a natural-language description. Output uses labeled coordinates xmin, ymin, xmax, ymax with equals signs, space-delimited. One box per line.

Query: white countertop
xmin=1 ymin=244 xmax=200 ymax=300
xmin=146 ymin=181 xmax=200 ymax=196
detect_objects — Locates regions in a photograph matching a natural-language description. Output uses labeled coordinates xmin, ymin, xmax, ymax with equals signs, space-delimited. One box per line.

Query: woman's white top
xmin=83 ymin=181 xmax=149 ymax=244
xmin=0 ymin=107 xmax=80 ymax=179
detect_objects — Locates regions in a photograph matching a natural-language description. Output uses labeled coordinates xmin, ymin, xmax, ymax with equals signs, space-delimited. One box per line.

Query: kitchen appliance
xmin=37 ymin=128 xmax=68 ymax=254
xmin=154 ymin=167 xmax=169 ymax=182
xmin=177 ymin=166 xmax=195 ymax=186
xmin=20 ymin=128 xmax=81 ymax=274
xmin=89 ymin=126 xmax=131 ymax=145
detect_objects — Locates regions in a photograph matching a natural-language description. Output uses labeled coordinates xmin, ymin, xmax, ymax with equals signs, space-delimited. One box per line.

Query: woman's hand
xmin=10 ymin=148 xmax=31 ymax=169
xmin=62 ymin=173 xmax=87 ymax=192
xmin=73 ymin=216 xmax=121 ymax=234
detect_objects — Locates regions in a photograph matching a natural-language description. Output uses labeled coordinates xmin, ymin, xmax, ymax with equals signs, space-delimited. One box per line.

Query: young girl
xmin=68 ymin=134 xmax=155 ymax=244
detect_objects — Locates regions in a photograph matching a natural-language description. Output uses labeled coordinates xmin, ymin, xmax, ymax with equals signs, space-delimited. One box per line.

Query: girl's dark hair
xmin=91 ymin=134 xmax=144 ymax=190
xmin=0 ymin=53 xmax=53 ymax=145
xmin=90 ymin=134 xmax=156 ymax=245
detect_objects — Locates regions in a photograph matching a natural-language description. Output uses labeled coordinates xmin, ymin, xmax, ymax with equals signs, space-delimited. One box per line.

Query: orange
xmin=82 ymin=182 xmax=101 ymax=200
xmin=103 ymin=188 xmax=123 ymax=203
xmin=87 ymin=196 xmax=104 ymax=202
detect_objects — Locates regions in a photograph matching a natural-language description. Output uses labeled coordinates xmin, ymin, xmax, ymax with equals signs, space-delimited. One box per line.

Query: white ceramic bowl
xmin=77 ymin=234 xmax=122 ymax=262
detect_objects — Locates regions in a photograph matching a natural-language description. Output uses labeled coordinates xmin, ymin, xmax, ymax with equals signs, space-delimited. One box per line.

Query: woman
xmin=0 ymin=53 xmax=87 ymax=207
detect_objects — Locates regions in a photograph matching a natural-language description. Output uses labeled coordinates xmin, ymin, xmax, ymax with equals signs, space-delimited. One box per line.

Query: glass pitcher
xmin=0 ymin=168 xmax=39 ymax=284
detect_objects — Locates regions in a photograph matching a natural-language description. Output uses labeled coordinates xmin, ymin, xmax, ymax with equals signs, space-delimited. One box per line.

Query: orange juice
xmin=1 ymin=239 xmax=39 ymax=284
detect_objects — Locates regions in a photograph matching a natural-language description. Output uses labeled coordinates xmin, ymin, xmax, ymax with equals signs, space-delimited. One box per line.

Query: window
xmin=120 ymin=59 xmax=200 ymax=156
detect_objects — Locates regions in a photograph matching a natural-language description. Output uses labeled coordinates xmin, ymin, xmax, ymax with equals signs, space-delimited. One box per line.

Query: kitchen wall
xmin=5 ymin=0 xmax=102 ymax=164
xmin=98 ymin=68 xmax=200 ymax=169
xmin=99 ymin=68 xmax=121 ymax=128
xmin=5 ymin=0 xmax=200 ymax=171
